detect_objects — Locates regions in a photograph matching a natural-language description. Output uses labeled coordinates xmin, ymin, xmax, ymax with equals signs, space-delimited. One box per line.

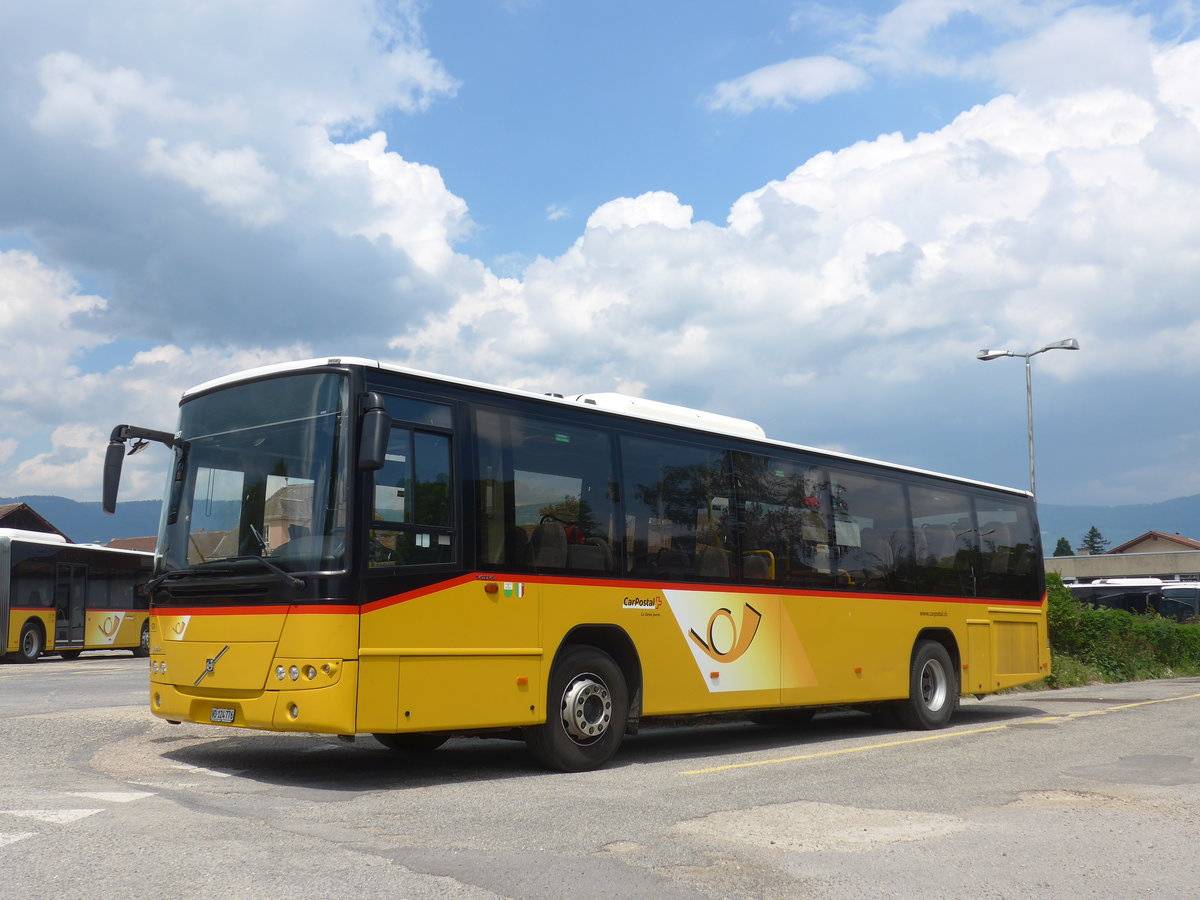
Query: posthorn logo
xmin=688 ymin=603 xmax=762 ymax=663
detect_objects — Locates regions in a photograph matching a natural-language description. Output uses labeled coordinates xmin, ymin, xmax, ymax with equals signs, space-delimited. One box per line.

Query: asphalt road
xmin=2 ymin=653 xmax=1199 ymax=899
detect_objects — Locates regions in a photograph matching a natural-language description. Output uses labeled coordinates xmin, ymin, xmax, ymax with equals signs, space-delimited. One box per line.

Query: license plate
xmin=210 ymin=707 xmax=236 ymax=723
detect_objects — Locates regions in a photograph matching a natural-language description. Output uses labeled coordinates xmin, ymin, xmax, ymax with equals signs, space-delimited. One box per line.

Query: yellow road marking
xmin=682 ymin=690 xmax=1200 ymax=775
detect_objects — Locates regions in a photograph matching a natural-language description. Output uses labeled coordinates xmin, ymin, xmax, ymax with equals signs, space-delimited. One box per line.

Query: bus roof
xmin=0 ymin=529 xmax=152 ymax=557
xmin=0 ymin=528 xmax=67 ymax=545
xmin=182 ymin=356 xmax=1032 ymax=499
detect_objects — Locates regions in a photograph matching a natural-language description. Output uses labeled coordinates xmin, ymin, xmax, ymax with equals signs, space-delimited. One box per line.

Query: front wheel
xmin=895 ymin=640 xmax=957 ymax=730
xmin=17 ymin=622 xmax=44 ymax=663
xmin=526 ymin=645 xmax=628 ymax=772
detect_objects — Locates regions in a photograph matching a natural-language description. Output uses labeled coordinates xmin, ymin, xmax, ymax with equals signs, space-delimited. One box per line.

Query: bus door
xmin=55 ymin=564 xmax=87 ymax=647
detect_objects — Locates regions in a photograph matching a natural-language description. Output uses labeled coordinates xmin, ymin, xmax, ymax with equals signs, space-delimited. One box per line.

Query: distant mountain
xmin=7 ymin=492 xmax=1200 ymax=553
xmin=1038 ymin=494 xmax=1200 ymax=550
xmin=1 ymin=495 xmax=162 ymax=545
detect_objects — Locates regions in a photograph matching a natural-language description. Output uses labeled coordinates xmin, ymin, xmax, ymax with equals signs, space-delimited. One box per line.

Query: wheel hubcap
xmin=920 ymin=658 xmax=948 ymax=712
xmin=559 ymin=673 xmax=612 ymax=744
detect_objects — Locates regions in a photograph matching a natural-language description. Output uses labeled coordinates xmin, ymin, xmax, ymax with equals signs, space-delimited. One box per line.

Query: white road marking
xmin=171 ymin=762 xmax=232 ymax=778
xmin=69 ymin=791 xmax=155 ymax=803
xmin=2 ymin=809 xmax=103 ymax=824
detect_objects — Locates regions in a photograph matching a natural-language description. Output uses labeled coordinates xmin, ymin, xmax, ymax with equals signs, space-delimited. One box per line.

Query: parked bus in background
xmin=1 ymin=529 xmax=153 ymax=662
xmin=1159 ymin=582 xmax=1200 ymax=621
xmin=1070 ymin=578 xmax=1200 ymax=622
xmin=1067 ymin=578 xmax=1165 ymax=617
xmin=103 ymin=357 xmax=1049 ymax=771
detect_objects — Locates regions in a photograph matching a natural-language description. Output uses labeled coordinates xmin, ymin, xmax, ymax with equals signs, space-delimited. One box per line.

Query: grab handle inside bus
xmin=358 ymin=392 xmax=392 ymax=471
xmin=103 ymin=424 xmax=181 ymax=514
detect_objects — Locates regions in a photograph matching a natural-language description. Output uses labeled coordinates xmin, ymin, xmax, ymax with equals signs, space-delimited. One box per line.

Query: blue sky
xmin=2 ymin=1 xmax=1200 ymax=514
xmin=400 ymin=1 xmax=1004 ymax=269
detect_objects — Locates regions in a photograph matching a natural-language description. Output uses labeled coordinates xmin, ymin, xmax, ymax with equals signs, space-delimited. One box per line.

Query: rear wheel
xmin=527 ymin=645 xmax=628 ymax=772
xmin=895 ymin=640 xmax=957 ymax=729
xmin=132 ymin=622 xmax=151 ymax=658
xmin=373 ymin=733 xmax=449 ymax=752
xmin=17 ymin=622 xmax=44 ymax=663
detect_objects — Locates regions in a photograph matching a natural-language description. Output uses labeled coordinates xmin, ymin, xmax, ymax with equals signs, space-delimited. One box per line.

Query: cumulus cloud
xmin=586 ymin=192 xmax=695 ymax=231
xmin=707 ymin=57 xmax=869 ymax=112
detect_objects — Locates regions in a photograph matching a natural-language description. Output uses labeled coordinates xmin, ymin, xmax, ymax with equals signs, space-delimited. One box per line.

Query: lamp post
xmin=976 ymin=338 xmax=1079 ymax=497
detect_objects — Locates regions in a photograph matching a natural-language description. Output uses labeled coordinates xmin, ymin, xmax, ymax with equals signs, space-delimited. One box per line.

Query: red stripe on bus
xmin=360 ymin=573 xmax=1047 ymax=614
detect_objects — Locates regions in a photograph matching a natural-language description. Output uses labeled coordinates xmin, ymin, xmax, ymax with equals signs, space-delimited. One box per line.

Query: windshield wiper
xmin=147 ymin=556 xmax=306 ymax=594
xmin=228 ymin=555 xmax=307 ymax=590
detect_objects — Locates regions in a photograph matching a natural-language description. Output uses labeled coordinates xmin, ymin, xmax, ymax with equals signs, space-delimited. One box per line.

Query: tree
xmin=1078 ymin=526 xmax=1110 ymax=555
xmin=1052 ymin=537 xmax=1074 ymax=557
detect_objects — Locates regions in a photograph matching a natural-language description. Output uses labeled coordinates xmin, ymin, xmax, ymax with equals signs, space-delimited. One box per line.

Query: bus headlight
xmin=276 ymin=665 xmax=286 ymax=681
xmin=289 ymin=665 xmax=300 ymax=681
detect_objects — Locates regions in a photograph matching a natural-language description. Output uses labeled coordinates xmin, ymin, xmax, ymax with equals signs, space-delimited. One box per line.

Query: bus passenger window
xmin=474 ymin=409 xmax=618 ymax=575
xmin=973 ymin=497 xmax=1037 ymax=600
xmin=734 ymin=452 xmax=831 ymax=587
xmin=829 ymin=469 xmax=912 ymax=591
xmin=909 ymin=485 xmax=978 ymax=596
xmin=621 ymin=436 xmax=734 ymax=583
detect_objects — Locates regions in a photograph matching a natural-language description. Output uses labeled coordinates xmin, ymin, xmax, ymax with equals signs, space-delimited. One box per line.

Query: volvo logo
xmin=194 ymin=645 xmax=230 ymax=686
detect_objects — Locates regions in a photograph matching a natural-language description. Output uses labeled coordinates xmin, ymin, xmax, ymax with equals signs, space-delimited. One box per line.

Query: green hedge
xmin=1043 ymin=573 xmax=1200 ymax=687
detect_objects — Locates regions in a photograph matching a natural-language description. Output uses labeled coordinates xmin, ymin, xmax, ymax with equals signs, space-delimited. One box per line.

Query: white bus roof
xmin=0 ymin=528 xmax=67 ymax=544
xmin=0 ymin=529 xmax=152 ymax=557
xmin=182 ymin=356 xmax=1031 ymax=498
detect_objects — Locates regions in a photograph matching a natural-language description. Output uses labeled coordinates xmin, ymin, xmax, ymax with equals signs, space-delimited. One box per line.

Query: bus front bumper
xmin=149 ymin=660 xmax=360 ymax=735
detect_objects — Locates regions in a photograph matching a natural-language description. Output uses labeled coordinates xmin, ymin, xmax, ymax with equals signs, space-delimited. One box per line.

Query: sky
xmin=2 ymin=0 xmax=1199 ymax=509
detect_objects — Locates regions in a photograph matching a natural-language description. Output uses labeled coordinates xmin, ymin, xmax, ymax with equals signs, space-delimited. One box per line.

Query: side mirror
xmin=101 ymin=424 xmax=181 ymax=514
xmin=358 ymin=392 xmax=391 ymax=471
xmin=102 ymin=438 xmax=126 ymax=514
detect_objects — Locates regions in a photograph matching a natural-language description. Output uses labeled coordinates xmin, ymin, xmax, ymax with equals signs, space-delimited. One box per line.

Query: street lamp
xmin=976 ymin=338 xmax=1079 ymax=497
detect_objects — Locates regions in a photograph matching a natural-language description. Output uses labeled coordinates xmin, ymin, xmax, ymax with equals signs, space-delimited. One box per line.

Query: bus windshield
xmin=158 ymin=372 xmax=350 ymax=576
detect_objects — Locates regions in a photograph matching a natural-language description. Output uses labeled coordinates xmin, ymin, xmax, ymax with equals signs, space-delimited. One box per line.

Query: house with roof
xmin=1047 ymin=530 xmax=1200 ymax=582
xmin=0 ymin=502 xmax=70 ymax=541
xmin=1107 ymin=532 xmax=1200 ymax=554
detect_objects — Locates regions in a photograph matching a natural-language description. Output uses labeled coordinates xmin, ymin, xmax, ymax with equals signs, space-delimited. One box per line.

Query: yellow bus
xmin=103 ymin=357 xmax=1048 ymax=770
xmin=1 ymin=529 xmax=153 ymax=662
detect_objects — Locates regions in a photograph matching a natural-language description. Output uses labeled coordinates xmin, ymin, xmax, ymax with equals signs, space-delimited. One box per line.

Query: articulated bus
xmin=103 ymin=357 xmax=1048 ymax=771
xmin=1 ymin=529 xmax=153 ymax=662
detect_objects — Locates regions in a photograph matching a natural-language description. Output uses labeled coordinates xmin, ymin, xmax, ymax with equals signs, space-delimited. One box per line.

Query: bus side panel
xmin=358 ymin=578 xmax=542 ymax=733
xmin=780 ymin=593 xmax=965 ymax=707
xmin=965 ymin=621 xmax=993 ymax=694
xmin=990 ymin=607 xmax=1046 ymax=690
xmin=84 ymin=609 xmax=146 ymax=650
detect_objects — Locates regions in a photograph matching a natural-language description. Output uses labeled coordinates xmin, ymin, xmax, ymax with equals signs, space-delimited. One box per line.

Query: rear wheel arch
xmin=914 ymin=627 xmax=961 ymax=673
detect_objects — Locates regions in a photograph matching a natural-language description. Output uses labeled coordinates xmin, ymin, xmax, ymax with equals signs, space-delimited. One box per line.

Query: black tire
xmin=527 ymin=645 xmax=628 ymax=772
xmin=372 ymin=733 xmax=449 ymax=752
xmin=133 ymin=622 xmax=151 ymax=658
xmin=58 ymin=650 xmax=83 ymax=661
xmin=16 ymin=621 xmax=44 ymax=663
xmin=895 ymin=640 xmax=957 ymax=730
